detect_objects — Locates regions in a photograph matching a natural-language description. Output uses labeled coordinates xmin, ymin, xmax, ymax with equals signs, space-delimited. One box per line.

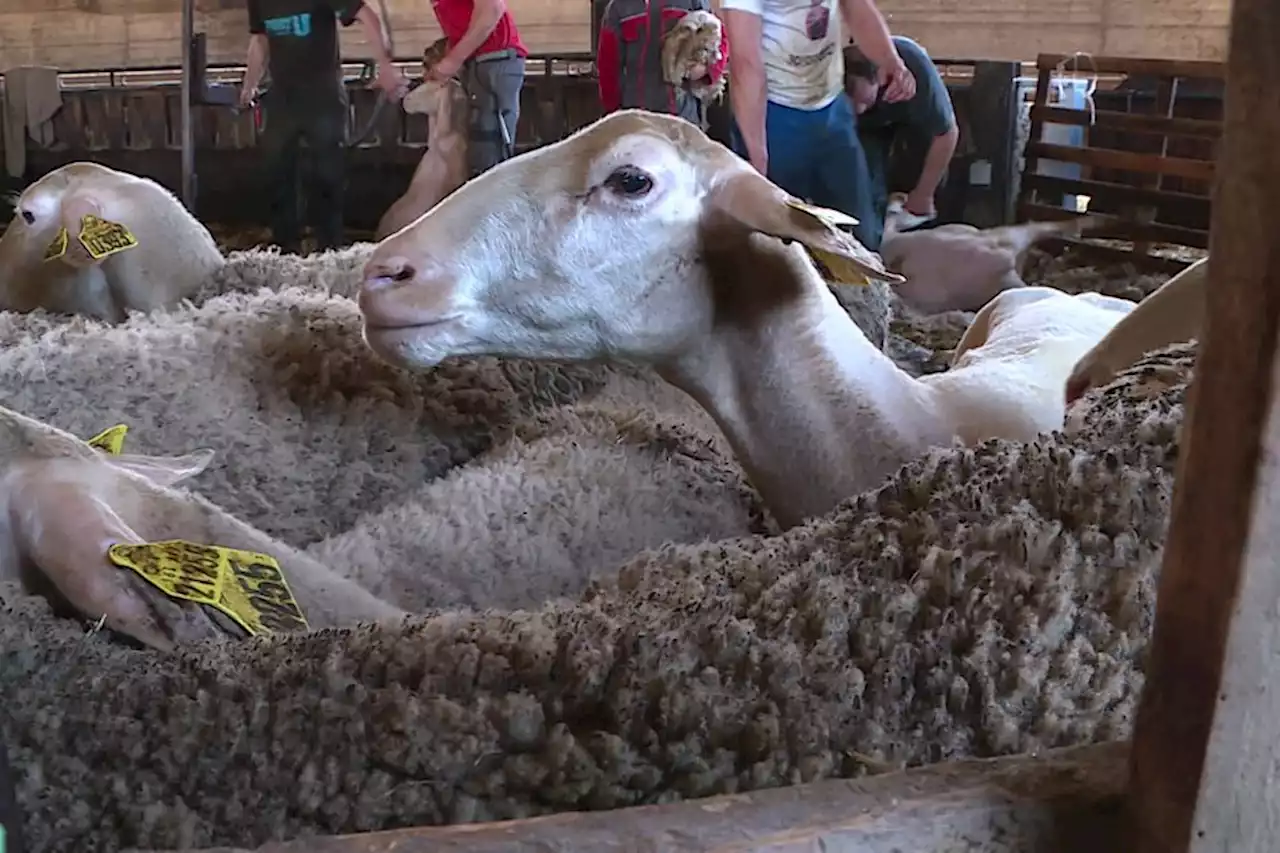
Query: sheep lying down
xmin=0 ymin=261 xmax=768 ymax=651
xmin=1 ymin=339 xmax=1193 ymax=852
xmin=0 ymin=161 xmax=225 ymax=321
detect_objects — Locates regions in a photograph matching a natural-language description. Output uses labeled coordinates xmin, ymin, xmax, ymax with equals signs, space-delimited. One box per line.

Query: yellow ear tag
xmin=86 ymin=424 xmax=129 ymax=455
xmin=77 ymin=213 xmax=138 ymax=261
xmin=108 ymin=540 xmax=310 ymax=638
xmin=783 ymin=198 xmax=903 ymax=288
xmin=43 ymin=227 xmax=68 ymax=263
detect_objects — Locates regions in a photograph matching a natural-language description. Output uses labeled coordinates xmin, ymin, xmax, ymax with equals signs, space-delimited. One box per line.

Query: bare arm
xmin=909 ymin=125 xmax=957 ymax=210
xmin=353 ymin=3 xmax=396 ymax=65
xmin=837 ymin=0 xmax=914 ymax=101
xmin=241 ymin=34 xmax=269 ymax=105
xmin=350 ymin=2 xmax=408 ymax=96
xmin=722 ymin=9 xmax=768 ymax=175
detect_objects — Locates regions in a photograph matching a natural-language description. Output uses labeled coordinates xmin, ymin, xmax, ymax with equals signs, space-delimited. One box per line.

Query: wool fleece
xmin=0 ymin=342 xmax=1193 ymax=852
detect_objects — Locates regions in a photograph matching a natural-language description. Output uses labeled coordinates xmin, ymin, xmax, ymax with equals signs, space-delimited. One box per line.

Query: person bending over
xmin=241 ymin=0 xmax=407 ymax=254
xmin=424 ymin=0 xmax=529 ymax=177
xmin=596 ymin=0 xmax=730 ymax=128
xmin=718 ymin=0 xmax=915 ymax=251
xmin=845 ymin=36 xmax=958 ymax=237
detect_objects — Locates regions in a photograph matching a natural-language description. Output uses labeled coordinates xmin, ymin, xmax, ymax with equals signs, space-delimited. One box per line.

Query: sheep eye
xmin=21 ymin=209 xmax=34 ymax=224
xmin=603 ymin=166 xmax=654 ymax=198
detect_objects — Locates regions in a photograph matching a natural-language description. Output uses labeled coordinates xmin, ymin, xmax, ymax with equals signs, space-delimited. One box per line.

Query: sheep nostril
xmin=392 ymin=264 xmax=416 ymax=283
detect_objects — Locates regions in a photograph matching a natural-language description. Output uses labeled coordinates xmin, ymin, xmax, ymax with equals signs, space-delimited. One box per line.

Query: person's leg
xmin=463 ymin=55 xmax=525 ymax=178
xmin=258 ymin=94 xmax=303 ymax=253
xmin=811 ymin=94 xmax=882 ymax=251
xmin=858 ymin=127 xmax=893 ymax=233
xmin=300 ymin=95 xmax=350 ymax=252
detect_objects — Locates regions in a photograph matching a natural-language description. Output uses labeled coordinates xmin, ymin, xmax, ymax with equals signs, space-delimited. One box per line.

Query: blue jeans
xmin=731 ymin=93 xmax=882 ymax=251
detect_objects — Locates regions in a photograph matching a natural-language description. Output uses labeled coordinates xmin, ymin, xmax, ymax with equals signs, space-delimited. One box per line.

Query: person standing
xmin=596 ymin=0 xmax=730 ymax=128
xmin=844 ymin=36 xmax=957 ymax=238
xmin=240 ymin=0 xmax=407 ymax=254
xmin=718 ymin=0 xmax=915 ymax=250
xmin=423 ymin=0 xmax=529 ymax=177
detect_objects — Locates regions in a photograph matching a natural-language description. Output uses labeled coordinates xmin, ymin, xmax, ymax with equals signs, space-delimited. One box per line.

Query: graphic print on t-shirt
xmin=756 ymin=0 xmax=844 ymax=110
xmin=263 ymin=12 xmax=313 ymax=37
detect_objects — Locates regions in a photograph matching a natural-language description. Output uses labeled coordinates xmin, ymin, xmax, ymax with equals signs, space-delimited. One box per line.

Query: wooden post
xmin=963 ymin=60 xmax=1020 ymax=227
xmin=180 ymin=0 xmax=196 ymax=210
xmin=1126 ymin=0 xmax=1280 ymax=849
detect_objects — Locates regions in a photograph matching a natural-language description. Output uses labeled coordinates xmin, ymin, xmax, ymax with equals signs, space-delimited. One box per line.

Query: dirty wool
xmin=0 ymin=295 xmax=1193 ymax=853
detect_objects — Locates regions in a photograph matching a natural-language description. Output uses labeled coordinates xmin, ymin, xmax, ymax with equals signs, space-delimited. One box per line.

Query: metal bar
xmin=179 ymin=0 xmax=196 ymax=210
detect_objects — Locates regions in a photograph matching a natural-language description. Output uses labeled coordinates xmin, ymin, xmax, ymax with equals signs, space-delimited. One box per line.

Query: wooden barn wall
xmin=1 ymin=0 xmax=1230 ymax=72
xmin=0 ymin=0 xmax=589 ymax=70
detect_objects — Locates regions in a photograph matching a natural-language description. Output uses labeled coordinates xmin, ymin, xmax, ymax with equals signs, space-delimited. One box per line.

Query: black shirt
xmin=247 ymin=0 xmax=364 ymax=93
xmin=856 ymin=36 xmax=956 ymax=139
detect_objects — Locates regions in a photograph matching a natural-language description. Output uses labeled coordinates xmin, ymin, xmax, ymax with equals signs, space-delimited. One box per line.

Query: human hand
xmin=376 ymin=59 xmax=410 ymax=100
xmin=687 ymin=62 xmax=708 ymax=81
xmin=238 ymin=84 xmax=258 ymax=109
xmin=427 ymin=52 xmax=463 ymax=83
xmin=878 ymin=59 xmax=916 ymax=103
xmin=903 ymin=187 xmax=935 ymax=218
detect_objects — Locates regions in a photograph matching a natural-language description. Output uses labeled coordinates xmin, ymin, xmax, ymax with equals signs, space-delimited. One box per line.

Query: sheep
xmin=0 ymin=255 xmax=768 ymax=647
xmin=375 ymin=39 xmax=472 ymax=241
xmin=661 ymin=9 xmax=728 ymax=102
xmin=1065 ymin=255 xmax=1207 ymax=404
xmin=0 ymin=161 xmax=225 ymax=321
xmin=359 ymin=109 xmax=1139 ymax=530
xmin=0 ymin=403 xmax=406 ymax=651
xmin=1 ymin=340 xmax=1191 ymax=852
xmin=879 ymin=191 xmax=1107 ymax=314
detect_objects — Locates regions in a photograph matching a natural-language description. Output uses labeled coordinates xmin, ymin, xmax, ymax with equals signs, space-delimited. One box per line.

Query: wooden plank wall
xmin=0 ymin=0 xmax=590 ymax=70
xmin=1 ymin=0 xmax=1231 ymax=72
xmin=1016 ymin=53 xmax=1222 ymax=271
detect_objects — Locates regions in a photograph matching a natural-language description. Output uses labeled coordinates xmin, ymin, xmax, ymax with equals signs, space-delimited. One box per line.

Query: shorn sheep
xmin=1 ymin=338 xmax=1192 ymax=851
xmin=362 ymin=109 xmax=1139 ymax=529
xmin=0 ymin=161 xmax=225 ymax=321
xmin=879 ymin=191 xmax=1107 ymax=314
xmin=374 ymin=38 xmax=472 ymax=241
xmin=1066 ymin=255 xmax=1208 ymax=404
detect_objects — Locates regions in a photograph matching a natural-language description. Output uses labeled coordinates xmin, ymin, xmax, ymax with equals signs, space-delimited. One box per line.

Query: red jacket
xmin=597 ymin=0 xmax=729 ymax=121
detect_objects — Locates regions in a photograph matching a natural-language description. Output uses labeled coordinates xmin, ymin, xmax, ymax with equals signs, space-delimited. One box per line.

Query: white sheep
xmin=0 ymin=260 xmax=762 ymax=650
xmin=359 ymin=109 xmax=1139 ymax=529
xmin=661 ymin=9 xmax=727 ymax=102
xmin=879 ymin=191 xmax=1106 ymax=314
xmin=1065 ymin=255 xmax=1207 ymax=404
xmin=0 ymin=405 xmax=403 ymax=651
xmin=375 ymin=39 xmax=472 ymax=241
xmin=0 ymin=161 xmax=225 ymax=321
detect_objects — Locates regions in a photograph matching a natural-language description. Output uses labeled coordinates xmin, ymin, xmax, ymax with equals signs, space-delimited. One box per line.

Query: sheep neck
xmin=659 ymin=239 xmax=955 ymax=530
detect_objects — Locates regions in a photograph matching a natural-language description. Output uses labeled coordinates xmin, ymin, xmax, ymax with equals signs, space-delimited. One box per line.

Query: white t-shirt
xmin=717 ymin=0 xmax=845 ymax=110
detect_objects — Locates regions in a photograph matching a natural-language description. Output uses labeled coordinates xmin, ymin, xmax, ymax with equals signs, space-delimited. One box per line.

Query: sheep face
xmin=359 ymin=109 xmax=898 ymax=371
xmin=0 ymin=409 xmax=221 ymax=651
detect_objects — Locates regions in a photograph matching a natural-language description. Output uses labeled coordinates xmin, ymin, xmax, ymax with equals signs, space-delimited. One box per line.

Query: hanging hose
xmin=346 ymin=0 xmax=400 ymax=147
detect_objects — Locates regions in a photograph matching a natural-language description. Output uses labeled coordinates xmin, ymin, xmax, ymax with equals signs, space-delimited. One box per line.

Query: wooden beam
xmin=1024 ymin=141 xmax=1215 ymax=183
xmin=133 ymin=743 xmax=1129 ymax=853
xmin=1126 ymin=0 xmax=1280 ymax=848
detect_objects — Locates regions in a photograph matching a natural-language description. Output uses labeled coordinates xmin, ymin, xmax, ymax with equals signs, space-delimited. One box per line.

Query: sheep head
xmin=0 ymin=407 xmax=226 ymax=651
xmin=359 ymin=109 xmax=900 ymax=372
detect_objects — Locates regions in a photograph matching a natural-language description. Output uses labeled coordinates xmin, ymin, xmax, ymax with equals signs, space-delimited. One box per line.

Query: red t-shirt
xmin=431 ymin=0 xmax=528 ymax=58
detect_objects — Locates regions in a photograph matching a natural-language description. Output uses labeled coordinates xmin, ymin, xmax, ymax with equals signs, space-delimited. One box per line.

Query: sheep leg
xmin=6 ymin=464 xmax=228 ymax=651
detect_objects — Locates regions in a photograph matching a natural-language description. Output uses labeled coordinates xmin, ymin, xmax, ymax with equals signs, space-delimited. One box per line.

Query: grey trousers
xmin=460 ymin=51 xmax=526 ymax=177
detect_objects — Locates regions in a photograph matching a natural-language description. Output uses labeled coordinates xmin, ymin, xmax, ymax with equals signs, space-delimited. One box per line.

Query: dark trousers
xmin=258 ymin=88 xmax=348 ymax=253
xmin=731 ymin=93 xmax=883 ymax=251
xmin=460 ymin=53 xmax=525 ymax=177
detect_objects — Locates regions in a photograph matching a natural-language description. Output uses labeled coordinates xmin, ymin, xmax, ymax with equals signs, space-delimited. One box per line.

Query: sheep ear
xmin=707 ymin=169 xmax=904 ymax=286
xmin=105 ymin=449 xmax=215 ymax=488
xmin=10 ymin=474 xmax=178 ymax=651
